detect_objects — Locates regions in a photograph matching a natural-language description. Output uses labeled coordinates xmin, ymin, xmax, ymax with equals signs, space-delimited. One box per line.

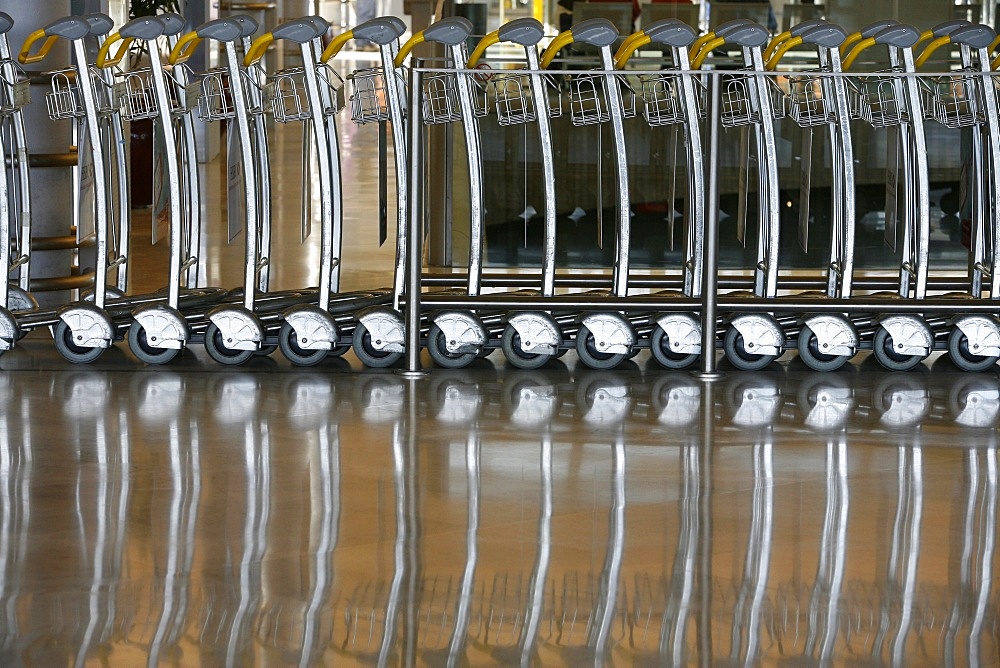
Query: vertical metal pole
xmin=696 ymin=72 xmax=723 ymax=379
xmin=402 ymin=67 xmax=426 ymax=375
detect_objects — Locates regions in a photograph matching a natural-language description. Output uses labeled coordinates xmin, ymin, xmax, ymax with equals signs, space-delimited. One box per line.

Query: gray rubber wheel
xmin=427 ymin=324 xmax=477 ymax=369
xmin=723 ymin=325 xmax=776 ymax=371
xmin=204 ymin=322 xmax=255 ymax=366
xmin=501 ymin=324 xmax=552 ymax=370
xmin=872 ymin=326 xmax=925 ymax=372
xmin=352 ymin=323 xmax=402 ymax=368
xmin=279 ymin=321 xmax=328 ymax=367
xmin=54 ymin=320 xmax=106 ymax=364
xmin=947 ymin=327 xmax=999 ymax=372
xmin=796 ymin=325 xmax=851 ymax=372
xmin=127 ymin=323 xmax=181 ymax=365
xmin=575 ymin=325 xmax=627 ymax=370
xmin=649 ymin=327 xmax=699 ymax=370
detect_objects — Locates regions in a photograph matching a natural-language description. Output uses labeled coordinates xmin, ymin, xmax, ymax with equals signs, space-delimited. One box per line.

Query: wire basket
xmin=420 ymin=71 xmax=486 ymax=125
xmin=265 ymin=67 xmax=311 ymax=123
xmin=0 ymin=59 xmax=30 ymax=115
xmin=786 ymin=73 xmax=834 ymax=127
xmin=348 ymin=67 xmax=390 ymax=124
xmin=639 ymin=72 xmax=684 ymax=127
xmin=720 ymin=73 xmax=787 ymax=128
xmin=45 ymin=67 xmax=117 ymax=120
xmin=198 ymin=67 xmax=235 ymax=121
xmin=920 ymin=71 xmax=982 ymax=129
xmin=848 ymin=71 xmax=908 ymax=128
xmin=487 ymin=71 xmax=562 ymax=126
xmin=567 ymin=72 xmax=637 ymax=127
xmin=115 ymin=67 xmax=189 ymax=121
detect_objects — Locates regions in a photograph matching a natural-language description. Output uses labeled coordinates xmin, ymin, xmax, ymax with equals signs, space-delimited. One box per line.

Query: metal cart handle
xmin=169 ymin=18 xmax=244 ymax=65
xmin=539 ymin=19 xmax=619 ymax=69
xmin=84 ymin=13 xmax=115 ymax=37
xmin=615 ymin=20 xmax=696 ymax=68
xmin=689 ymin=18 xmax=754 ymax=64
xmin=19 ymin=16 xmax=90 ymax=64
xmin=914 ymin=20 xmax=970 ymax=51
xmin=843 ymin=24 xmax=919 ymax=71
xmin=951 ymin=24 xmax=997 ymax=50
xmin=395 ymin=17 xmax=472 ymax=67
xmin=766 ymin=24 xmax=845 ymax=70
xmin=840 ymin=20 xmax=899 ymax=57
xmin=97 ymin=16 xmax=166 ymax=69
xmin=468 ymin=17 xmax=545 ymax=68
xmin=158 ymin=13 xmax=187 ymax=38
xmin=245 ymin=18 xmax=326 ymax=66
xmin=763 ymin=19 xmax=828 ymax=61
xmin=691 ymin=23 xmax=767 ymax=70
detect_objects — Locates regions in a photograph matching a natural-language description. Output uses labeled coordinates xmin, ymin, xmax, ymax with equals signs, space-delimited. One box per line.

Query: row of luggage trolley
xmin=1 ymin=10 xmax=1000 ymax=374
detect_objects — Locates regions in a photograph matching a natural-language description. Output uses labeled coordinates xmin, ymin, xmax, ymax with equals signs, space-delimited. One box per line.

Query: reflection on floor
xmin=1 ymin=342 xmax=998 ymax=664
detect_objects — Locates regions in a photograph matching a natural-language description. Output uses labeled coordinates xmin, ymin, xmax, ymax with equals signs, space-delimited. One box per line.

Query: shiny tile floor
xmin=2 ymin=95 xmax=1000 ymax=665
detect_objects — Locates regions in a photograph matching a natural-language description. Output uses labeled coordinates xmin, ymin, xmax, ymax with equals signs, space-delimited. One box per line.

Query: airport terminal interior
xmin=1 ymin=0 xmax=999 ymax=665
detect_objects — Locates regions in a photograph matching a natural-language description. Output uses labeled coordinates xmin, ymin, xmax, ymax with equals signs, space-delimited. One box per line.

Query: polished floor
xmin=2 ymin=66 xmax=1000 ymax=665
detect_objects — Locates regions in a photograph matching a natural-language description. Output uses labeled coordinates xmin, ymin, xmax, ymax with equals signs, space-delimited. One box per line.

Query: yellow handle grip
xmin=839 ymin=31 xmax=863 ymax=57
xmin=321 ymin=29 xmax=354 ymax=62
xmin=168 ymin=31 xmax=202 ymax=65
xmin=96 ymin=32 xmax=135 ymax=68
xmin=19 ymin=29 xmax=58 ymax=65
xmin=467 ymin=30 xmax=498 ymax=68
xmin=765 ymin=35 xmax=801 ymax=71
xmin=613 ymin=31 xmax=646 ymax=64
xmin=393 ymin=30 xmax=424 ymax=67
xmin=992 ymin=53 xmax=1000 ymax=71
xmin=763 ymin=30 xmax=791 ymax=61
xmin=913 ymin=29 xmax=934 ymax=52
xmin=614 ymin=33 xmax=650 ymax=69
xmin=841 ymin=36 xmax=876 ymax=71
xmin=691 ymin=35 xmax=725 ymax=70
xmin=688 ymin=31 xmax=716 ymax=62
xmin=914 ymin=34 xmax=951 ymax=69
xmin=539 ymin=29 xmax=573 ymax=69
xmin=244 ymin=32 xmax=273 ymax=66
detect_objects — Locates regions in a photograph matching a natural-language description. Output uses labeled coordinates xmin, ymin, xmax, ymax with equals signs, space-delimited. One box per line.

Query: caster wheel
xmin=501 ymin=325 xmax=552 ymax=370
xmin=796 ymin=325 xmax=851 ymax=372
xmin=427 ymin=324 xmax=477 ymax=369
xmin=53 ymin=320 xmax=106 ymax=364
xmin=947 ymin=327 xmax=999 ymax=373
xmin=575 ymin=325 xmax=627 ymax=370
xmin=872 ymin=326 xmax=926 ymax=372
xmin=723 ymin=325 xmax=776 ymax=371
xmin=649 ymin=327 xmax=698 ymax=370
xmin=204 ymin=322 xmax=255 ymax=366
xmin=127 ymin=323 xmax=181 ymax=365
xmin=352 ymin=323 xmax=401 ymax=368
xmin=279 ymin=321 xmax=328 ymax=367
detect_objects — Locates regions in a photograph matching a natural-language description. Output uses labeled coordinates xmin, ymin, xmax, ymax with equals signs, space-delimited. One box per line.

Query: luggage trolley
xmin=763 ymin=23 xmax=863 ymax=372
xmin=168 ymin=17 xmax=282 ymax=364
xmin=94 ymin=16 xmax=205 ymax=364
xmin=83 ymin=13 xmax=131 ymax=299
xmin=465 ymin=18 xmax=568 ymax=369
xmin=322 ymin=17 xmax=410 ymax=369
xmin=689 ymin=22 xmax=789 ymax=370
xmin=0 ymin=11 xmax=36 ymax=353
xmin=245 ymin=16 xmax=390 ymax=366
xmin=537 ymin=18 xmax=639 ymax=370
xmin=914 ymin=23 xmax=1000 ymax=371
xmin=394 ymin=17 xmax=513 ymax=369
xmin=614 ymin=20 xmax=709 ymax=370
xmin=19 ymin=16 xmax=126 ymax=361
xmin=840 ymin=25 xmax=939 ymax=371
